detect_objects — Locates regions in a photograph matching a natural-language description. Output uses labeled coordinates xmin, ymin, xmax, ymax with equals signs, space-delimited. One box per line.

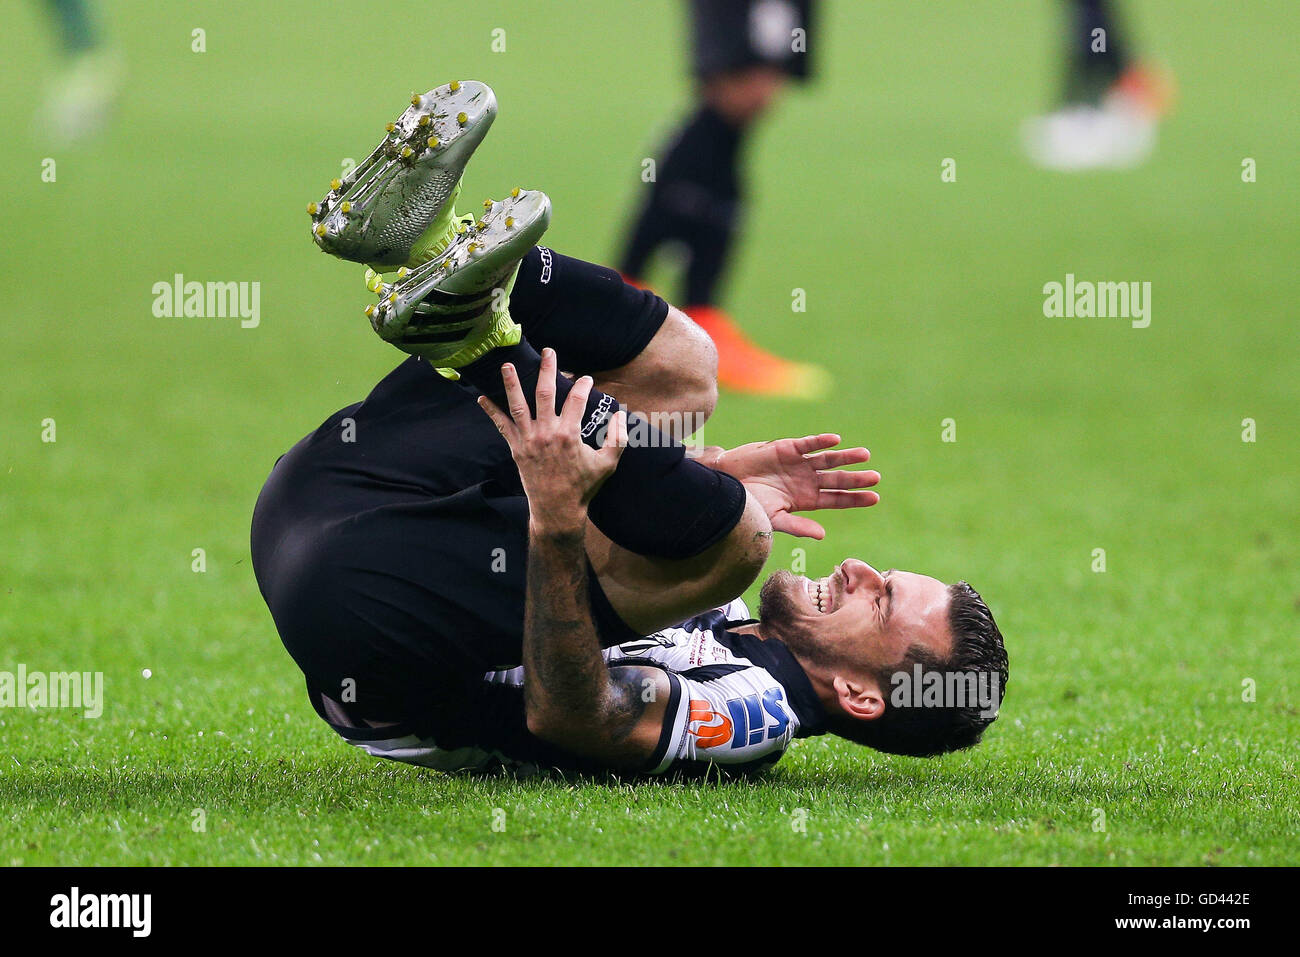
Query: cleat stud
xmin=400 ymin=146 xmax=414 ymax=159
xmin=340 ymin=201 xmax=352 ymax=213
xmin=314 ymin=224 xmax=327 ymax=237
xmin=505 ymin=216 xmax=514 ymax=228
xmin=467 ymin=243 xmax=478 ymax=253
xmin=426 ymin=136 xmax=439 ymax=149
xmin=510 ymin=187 xmax=521 ymax=198
xmin=418 ymin=114 xmax=430 ymax=127
xmin=385 ymin=122 xmax=396 ymax=133
xmin=397 ymin=267 xmax=409 ymax=278
xmin=307 ymin=202 xmax=318 ymax=215
xmin=388 ymin=294 xmax=397 ymax=305
xmin=330 ymin=178 xmax=342 ymax=191
xmin=411 ymin=93 xmax=422 ymax=107
xmin=456 ymin=111 xmax=467 ymax=125
xmin=475 ymin=220 xmax=486 ymax=230
xmin=483 ymin=199 xmax=493 ymax=209
xmin=457 ymin=224 xmax=467 ymax=234
xmin=449 ymin=80 xmax=461 ymax=92
xmin=364 ymin=305 xmax=375 ymax=318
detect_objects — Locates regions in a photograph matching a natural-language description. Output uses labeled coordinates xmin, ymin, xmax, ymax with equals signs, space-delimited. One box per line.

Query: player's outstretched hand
xmin=477 ymin=348 xmax=627 ymax=536
xmin=705 ymin=434 xmax=880 ymax=540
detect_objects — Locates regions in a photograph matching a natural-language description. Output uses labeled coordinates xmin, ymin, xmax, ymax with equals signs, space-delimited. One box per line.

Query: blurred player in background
xmin=37 ymin=0 xmax=122 ymax=144
xmin=1023 ymin=0 xmax=1173 ymax=171
xmin=618 ymin=0 xmax=828 ymax=399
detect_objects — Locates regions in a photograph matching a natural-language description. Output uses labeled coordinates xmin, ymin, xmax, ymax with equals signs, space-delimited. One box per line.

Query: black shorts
xmin=250 ymin=250 xmax=666 ymax=741
xmin=691 ymin=0 xmax=816 ymax=81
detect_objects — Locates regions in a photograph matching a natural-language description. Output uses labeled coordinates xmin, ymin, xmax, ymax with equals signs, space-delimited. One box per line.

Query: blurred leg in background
xmin=39 ymin=0 xmax=123 ymax=145
xmin=619 ymin=0 xmax=827 ymax=399
xmin=1023 ymin=0 xmax=1173 ymax=171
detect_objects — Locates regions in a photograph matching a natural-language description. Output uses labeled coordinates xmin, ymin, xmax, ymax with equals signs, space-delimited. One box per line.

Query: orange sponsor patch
xmin=687 ymin=699 xmax=733 ymax=749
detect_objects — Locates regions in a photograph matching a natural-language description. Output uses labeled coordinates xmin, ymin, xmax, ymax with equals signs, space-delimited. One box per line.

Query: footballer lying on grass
xmin=251 ymin=81 xmax=1008 ymax=775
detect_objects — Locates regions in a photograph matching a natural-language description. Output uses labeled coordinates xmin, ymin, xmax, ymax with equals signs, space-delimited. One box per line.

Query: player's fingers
xmin=791 ymin=433 xmax=841 ymax=455
xmin=772 ymin=513 xmax=826 ymax=540
xmin=805 ymin=447 xmax=871 ymax=469
xmin=562 ymin=375 xmax=595 ymax=431
xmin=817 ymin=468 xmax=881 ymax=490
xmin=476 ymin=394 xmax=519 ymax=443
xmin=500 ymin=363 xmax=533 ymax=429
xmin=535 ymin=348 xmax=558 ymax=417
xmin=815 ymin=489 xmax=881 ymax=509
xmin=598 ymin=410 xmax=628 ymax=470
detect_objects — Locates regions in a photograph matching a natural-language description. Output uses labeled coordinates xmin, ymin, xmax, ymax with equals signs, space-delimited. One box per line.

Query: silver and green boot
xmin=364 ymin=188 xmax=551 ymax=377
xmin=308 ymin=80 xmax=496 ymax=268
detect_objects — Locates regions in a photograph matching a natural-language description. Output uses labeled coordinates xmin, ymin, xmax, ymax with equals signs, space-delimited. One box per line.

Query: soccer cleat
xmin=365 ymin=189 xmax=551 ymax=376
xmin=309 ymin=81 xmax=496 ymax=268
xmin=1022 ymin=64 xmax=1174 ymax=172
xmin=687 ymin=306 xmax=831 ymax=400
xmin=41 ymin=48 xmax=124 ymax=146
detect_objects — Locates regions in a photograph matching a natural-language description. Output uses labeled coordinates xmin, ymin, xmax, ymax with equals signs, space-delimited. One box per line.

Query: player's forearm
xmin=522 ymin=523 xmax=668 ymax=765
xmin=522 ymin=522 xmax=617 ymax=741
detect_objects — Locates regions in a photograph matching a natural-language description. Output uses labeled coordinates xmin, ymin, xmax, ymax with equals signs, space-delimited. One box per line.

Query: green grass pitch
xmin=1 ymin=0 xmax=1296 ymax=866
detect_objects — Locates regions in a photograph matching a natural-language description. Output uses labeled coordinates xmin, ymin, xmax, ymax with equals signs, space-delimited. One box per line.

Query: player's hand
xmin=477 ymin=348 xmax=628 ymax=536
xmin=711 ymin=434 xmax=880 ymax=540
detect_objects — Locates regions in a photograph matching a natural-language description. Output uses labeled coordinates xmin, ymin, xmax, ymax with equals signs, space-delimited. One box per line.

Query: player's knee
xmin=732 ymin=495 xmax=773 ymax=578
xmin=626 ymin=307 xmax=717 ymax=430
xmin=666 ymin=306 xmax=718 ymax=422
xmin=695 ymin=494 xmax=772 ymax=607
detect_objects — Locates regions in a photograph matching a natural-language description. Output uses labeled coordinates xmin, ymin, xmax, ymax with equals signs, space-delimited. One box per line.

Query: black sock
xmin=619 ymin=105 xmax=746 ymax=305
xmin=1064 ymin=0 xmax=1129 ymax=104
xmin=508 ymin=247 xmax=670 ymax=375
xmin=457 ymin=339 xmax=746 ymax=559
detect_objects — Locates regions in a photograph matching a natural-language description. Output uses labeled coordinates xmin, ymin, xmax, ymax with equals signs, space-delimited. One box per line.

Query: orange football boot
xmin=686 ymin=305 xmax=829 ymax=400
xmin=620 ymin=275 xmax=829 ymax=399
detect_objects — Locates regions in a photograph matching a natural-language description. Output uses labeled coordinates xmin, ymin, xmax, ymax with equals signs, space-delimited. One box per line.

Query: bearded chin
xmin=757 ymin=571 xmax=799 ymax=631
xmin=757 ymin=571 xmax=826 ymax=664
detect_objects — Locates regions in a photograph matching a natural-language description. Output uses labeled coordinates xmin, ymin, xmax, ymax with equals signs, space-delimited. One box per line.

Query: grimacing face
xmin=757 ymin=560 xmax=954 ymax=677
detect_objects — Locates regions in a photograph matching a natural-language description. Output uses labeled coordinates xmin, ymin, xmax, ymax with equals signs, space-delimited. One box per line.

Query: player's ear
xmin=833 ymin=675 xmax=885 ymax=722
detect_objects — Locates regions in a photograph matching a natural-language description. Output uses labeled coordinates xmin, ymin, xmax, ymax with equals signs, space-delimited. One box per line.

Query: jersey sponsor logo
xmin=724 ymin=688 xmax=790 ymax=748
xmin=538 ymin=246 xmax=553 ymax=284
xmin=580 ymin=393 xmax=616 ymax=440
xmin=687 ymin=699 xmax=733 ymax=749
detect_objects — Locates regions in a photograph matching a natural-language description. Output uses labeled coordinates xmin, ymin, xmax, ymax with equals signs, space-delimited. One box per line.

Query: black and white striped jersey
xmin=318 ymin=598 xmax=827 ymax=775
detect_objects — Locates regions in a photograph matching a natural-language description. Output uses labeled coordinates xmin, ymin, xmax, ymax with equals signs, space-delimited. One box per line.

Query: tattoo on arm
xmin=522 ymin=530 xmax=612 ymax=730
xmin=605 ymin=668 xmax=653 ymax=744
xmin=522 ymin=531 xmax=668 ymax=764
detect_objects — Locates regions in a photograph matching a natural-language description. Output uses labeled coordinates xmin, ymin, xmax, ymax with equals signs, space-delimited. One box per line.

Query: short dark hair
xmin=831 ymin=581 xmax=1009 ymax=758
